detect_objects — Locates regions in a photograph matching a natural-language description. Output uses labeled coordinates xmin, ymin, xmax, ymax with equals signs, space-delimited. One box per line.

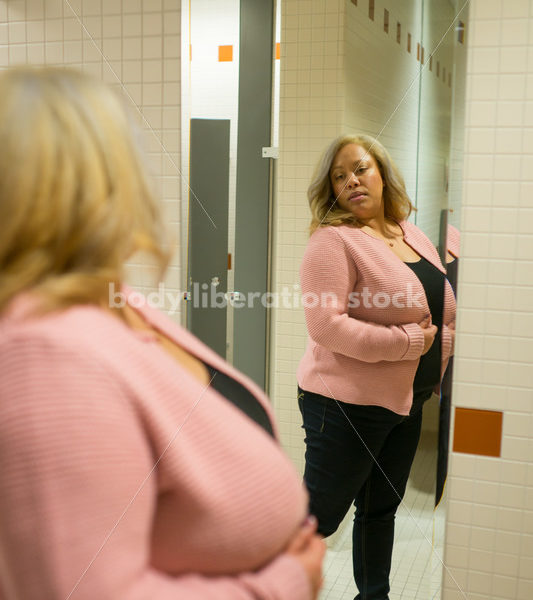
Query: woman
xmin=297 ymin=134 xmax=456 ymax=600
xmin=0 ymin=66 xmax=325 ymax=600
xmin=436 ymin=222 xmax=460 ymax=505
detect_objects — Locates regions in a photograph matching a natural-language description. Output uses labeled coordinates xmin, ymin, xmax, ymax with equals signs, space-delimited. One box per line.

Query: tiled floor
xmin=319 ymin=405 xmax=446 ymax=600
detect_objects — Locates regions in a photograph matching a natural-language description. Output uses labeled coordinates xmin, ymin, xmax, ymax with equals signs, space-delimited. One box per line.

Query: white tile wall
xmin=0 ymin=0 xmax=183 ymax=321
xmin=443 ymin=1 xmax=533 ymax=598
xmin=343 ymin=0 xmax=423 ymax=217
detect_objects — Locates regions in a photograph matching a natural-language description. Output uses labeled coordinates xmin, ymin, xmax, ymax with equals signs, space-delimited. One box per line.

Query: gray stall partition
xmin=233 ymin=0 xmax=274 ymax=390
xmin=187 ymin=118 xmax=230 ymax=359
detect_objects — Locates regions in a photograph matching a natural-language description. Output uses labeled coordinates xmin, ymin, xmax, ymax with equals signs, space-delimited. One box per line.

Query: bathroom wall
xmin=0 ymin=0 xmax=182 ymax=320
xmin=416 ymin=0 xmax=456 ymax=242
xmin=443 ymin=1 xmax=533 ymax=598
xmin=447 ymin=4 xmax=468 ymax=229
xmin=344 ymin=0 xmax=422 ymax=209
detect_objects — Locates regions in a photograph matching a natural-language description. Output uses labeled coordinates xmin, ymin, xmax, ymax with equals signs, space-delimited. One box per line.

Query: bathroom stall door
xmin=187 ymin=118 xmax=230 ymax=359
xmin=233 ymin=0 xmax=274 ymax=390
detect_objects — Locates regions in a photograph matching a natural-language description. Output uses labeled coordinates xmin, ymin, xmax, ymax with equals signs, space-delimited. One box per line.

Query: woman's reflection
xmin=296 ymin=134 xmax=457 ymax=600
xmin=436 ymin=222 xmax=460 ymax=505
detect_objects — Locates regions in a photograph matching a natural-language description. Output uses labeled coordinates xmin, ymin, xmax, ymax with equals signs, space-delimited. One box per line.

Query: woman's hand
xmin=286 ymin=516 xmax=326 ymax=600
xmin=418 ymin=316 xmax=438 ymax=355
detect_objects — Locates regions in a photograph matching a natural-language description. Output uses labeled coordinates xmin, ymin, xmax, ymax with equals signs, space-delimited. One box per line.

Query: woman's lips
xmin=349 ymin=193 xmax=366 ymax=202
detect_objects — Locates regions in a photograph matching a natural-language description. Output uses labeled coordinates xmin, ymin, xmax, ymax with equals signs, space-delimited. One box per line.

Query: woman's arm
xmin=441 ymin=278 xmax=457 ymax=361
xmin=0 ymin=334 xmax=312 ymax=600
xmin=300 ymin=227 xmax=425 ymax=363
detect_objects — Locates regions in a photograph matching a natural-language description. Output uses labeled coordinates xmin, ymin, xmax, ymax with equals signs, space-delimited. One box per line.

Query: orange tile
xmin=453 ymin=407 xmax=503 ymax=457
xmin=276 ymin=42 xmax=280 ymax=60
xmin=218 ymin=45 xmax=233 ymax=62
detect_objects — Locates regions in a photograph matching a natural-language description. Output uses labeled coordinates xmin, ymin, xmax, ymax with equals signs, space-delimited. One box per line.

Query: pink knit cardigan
xmin=447 ymin=223 xmax=460 ymax=258
xmin=0 ymin=290 xmax=310 ymax=600
xmin=297 ymin=221 xmax=456 ymax=415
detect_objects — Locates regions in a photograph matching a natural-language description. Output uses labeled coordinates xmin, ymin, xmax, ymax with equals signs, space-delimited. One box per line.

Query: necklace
xmin=380 ymin=234 xmax=400 ymax=247
xmin=376 ymin=232 xmax=397 ymax=246
xmin=362 ymin=224 xmax=402 ymax=247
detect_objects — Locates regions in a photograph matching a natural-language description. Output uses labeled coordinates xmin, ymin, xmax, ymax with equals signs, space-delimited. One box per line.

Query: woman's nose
xmin=347 ymin=171 xmax=359 ymax=186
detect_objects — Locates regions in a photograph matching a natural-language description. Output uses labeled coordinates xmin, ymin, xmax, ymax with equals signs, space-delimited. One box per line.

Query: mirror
xmin=183 ymin=0 xmax=468 ymax=598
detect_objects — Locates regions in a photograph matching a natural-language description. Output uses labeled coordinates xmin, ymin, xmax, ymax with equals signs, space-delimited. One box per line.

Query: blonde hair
xmin=0 ymin=66 xmax=170 ymax=314
xmin=308 ymin=134 xmax=414 ymax=234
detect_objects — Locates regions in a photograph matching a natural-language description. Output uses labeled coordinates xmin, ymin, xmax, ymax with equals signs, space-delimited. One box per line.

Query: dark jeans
xmin=298 ymin=387 xmax=428 ymax=600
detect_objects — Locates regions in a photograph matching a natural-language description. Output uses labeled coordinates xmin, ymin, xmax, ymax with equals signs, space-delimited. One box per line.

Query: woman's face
xmin=329 ymin=143 xmax=385 ymax=223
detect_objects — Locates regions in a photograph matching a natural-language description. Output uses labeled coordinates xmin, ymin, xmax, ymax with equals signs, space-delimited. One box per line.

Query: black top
xmin=203 ymin=363 xmax=275 ymax=438
xmin=446 ymin=257 xmax=458 ymax=296
xmin=404 ymin=256 xmax=445 ymax=396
